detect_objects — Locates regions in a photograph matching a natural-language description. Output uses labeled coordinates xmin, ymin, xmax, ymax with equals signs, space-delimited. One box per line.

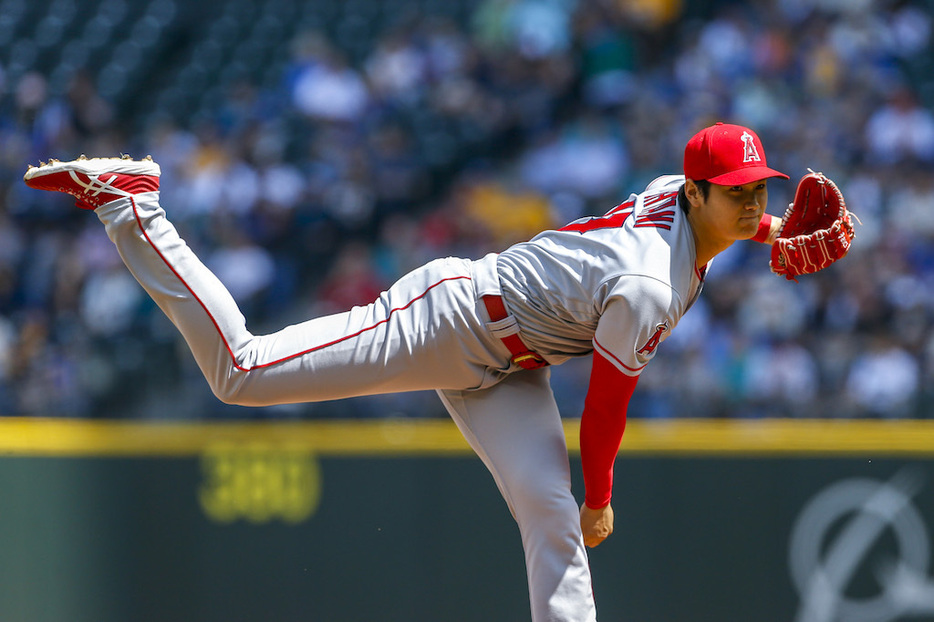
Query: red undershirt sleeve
xmin=579 ymin=349 xmax=640 ymax=509
xmin=752 ymin=213 xmax=775 ymax=243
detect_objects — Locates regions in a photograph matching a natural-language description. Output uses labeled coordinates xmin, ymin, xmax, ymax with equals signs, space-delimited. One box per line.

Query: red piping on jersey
xmin=593 ymin=336 xmax=645 ymax=373
xmin=131 ymin=198 xmax=470 ymax=372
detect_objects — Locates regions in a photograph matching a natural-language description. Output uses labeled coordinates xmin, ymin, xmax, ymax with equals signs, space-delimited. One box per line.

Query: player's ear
xmin=683 ymin=179 xmax=705 ymax=209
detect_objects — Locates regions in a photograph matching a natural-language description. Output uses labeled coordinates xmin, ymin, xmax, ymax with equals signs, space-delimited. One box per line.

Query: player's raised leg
xmin=439 ymin=370 xmax=597 ymax=622
xmin=24 ymin=157 xmax=503 ymax=405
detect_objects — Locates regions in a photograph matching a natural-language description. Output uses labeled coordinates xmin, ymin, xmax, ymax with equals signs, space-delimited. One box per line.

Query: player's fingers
xmin=581 ymin=523 xmax=612 ymax=548
xmin=584 ymin=533 xmax=606 ymax=548
xmin=580 ymin=502 xmax=614 ymax=547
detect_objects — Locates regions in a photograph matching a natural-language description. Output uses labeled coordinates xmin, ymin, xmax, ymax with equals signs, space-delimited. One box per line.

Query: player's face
xmin=703 ymin=180 xmax=769 ymax=240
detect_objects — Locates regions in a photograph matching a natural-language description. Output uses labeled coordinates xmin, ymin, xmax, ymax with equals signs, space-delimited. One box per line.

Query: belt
xmin=481 ymin=295 xmax=549 ymax=370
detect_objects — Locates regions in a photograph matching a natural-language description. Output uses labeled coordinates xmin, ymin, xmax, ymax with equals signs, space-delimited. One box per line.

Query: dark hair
xmin=677 ymin=179 xmax=711 ymax=214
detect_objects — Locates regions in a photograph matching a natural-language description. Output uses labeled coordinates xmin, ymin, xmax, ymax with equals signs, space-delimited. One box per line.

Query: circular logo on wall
xmin=790 ymin=469 xmax=934 ymax=622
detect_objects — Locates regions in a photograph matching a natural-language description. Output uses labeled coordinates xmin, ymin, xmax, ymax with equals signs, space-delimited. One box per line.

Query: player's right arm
xmin=580 ymin=497 xmax=615 ymax=548
xmin=578 ymin=280 xmax=674 ymax=546
xmin=579 ymin=348 xmax=639 ymax=547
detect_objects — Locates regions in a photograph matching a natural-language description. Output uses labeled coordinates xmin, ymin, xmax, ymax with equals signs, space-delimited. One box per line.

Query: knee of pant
xmin=505 ymin=470 xmax=575 ymax=525
xmin=211 ymin=381 xmax=245 ymax=406
xmin=207 ymin=372 xmax=255 ymax=406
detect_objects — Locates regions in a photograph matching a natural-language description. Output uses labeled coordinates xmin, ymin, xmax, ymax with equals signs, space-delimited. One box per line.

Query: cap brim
xmin=707 ymin=167 xmax=790 ymax=185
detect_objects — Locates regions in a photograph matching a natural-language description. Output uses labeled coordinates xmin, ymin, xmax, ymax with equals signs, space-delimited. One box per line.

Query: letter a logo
xmin=741 ymin=131 xmax=761 ymax=163
xmin=637 ymin=322 xmax=669 ymax=355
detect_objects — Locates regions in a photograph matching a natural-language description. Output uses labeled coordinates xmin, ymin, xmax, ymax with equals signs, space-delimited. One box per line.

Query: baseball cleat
xmin=23 ymin=155 xmax=161 ymax=210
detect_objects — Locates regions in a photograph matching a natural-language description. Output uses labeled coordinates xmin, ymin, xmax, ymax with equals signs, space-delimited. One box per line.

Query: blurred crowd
xmin=1 ymin=0 xmax=933 ymax=420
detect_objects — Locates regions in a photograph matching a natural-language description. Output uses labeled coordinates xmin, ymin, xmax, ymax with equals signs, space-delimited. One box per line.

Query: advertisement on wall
xmin=2 ymin=419 xmax=934 ymax=622
xmin=789 ymin=468 xmax=934 ymax=622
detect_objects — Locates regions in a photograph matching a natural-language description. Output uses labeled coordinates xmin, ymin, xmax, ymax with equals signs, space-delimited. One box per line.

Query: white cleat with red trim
xmin=23 ymin=155 xmax=161 ymax=210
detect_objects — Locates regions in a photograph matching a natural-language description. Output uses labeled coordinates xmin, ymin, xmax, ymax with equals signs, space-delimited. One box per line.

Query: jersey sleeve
xmin=592 ymin=277 xmax=676 ymax=375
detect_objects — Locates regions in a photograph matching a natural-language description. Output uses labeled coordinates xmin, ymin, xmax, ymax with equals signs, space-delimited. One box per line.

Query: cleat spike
xmin=39 ymin=160 xmax=47 ymax=167
xmin=77 ymin=154 xmax=88 ymax=161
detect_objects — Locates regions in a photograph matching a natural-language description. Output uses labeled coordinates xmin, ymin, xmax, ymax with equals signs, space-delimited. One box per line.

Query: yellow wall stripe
xmin=1 ymin=417 xmax=934 ymax=458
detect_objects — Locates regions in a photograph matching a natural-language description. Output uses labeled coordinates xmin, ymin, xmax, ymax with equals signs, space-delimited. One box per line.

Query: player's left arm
xmin=752 ymin=213 xmax=781 ymax=245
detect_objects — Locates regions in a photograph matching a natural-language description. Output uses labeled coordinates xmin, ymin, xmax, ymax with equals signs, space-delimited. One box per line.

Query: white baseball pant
xmin=96 ymin=191 xmax=597 ymax=622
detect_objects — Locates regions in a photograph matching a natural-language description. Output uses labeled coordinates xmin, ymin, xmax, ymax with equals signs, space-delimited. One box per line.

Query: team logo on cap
xmin=741 ymin=131 xmax=761 ymax=163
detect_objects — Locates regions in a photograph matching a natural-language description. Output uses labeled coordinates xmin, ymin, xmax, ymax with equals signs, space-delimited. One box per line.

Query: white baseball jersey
xmin=498 ymin=174 xmax=706 ymax=374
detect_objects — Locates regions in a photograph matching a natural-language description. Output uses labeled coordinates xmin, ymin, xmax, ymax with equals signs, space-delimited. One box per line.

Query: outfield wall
xmin=2 ymin=418 xmax=934 ymax=622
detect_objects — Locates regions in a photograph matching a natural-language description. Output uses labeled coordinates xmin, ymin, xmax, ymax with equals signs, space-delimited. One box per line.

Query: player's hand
xmin=770 ymin=170 xmax=855 ymax=280
xmin=580 ymin=503 xmax=614 ymax=548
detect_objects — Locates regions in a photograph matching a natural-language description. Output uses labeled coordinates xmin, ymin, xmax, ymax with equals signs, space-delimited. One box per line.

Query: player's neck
xmin=687 ymin=210 xmax=734 ymax=269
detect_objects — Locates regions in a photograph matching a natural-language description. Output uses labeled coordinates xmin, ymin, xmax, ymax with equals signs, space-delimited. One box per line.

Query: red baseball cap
xmin=683 ymin=122 xmax=789 ymax=185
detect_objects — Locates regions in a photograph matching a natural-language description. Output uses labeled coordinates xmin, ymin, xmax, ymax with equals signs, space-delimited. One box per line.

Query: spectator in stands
xmin=5 ymin=0 xmax=934 ymax=420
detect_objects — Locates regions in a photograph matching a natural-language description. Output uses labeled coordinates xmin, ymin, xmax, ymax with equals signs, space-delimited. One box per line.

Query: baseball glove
xmin=770 ymin=170 xmax=855 ymax=280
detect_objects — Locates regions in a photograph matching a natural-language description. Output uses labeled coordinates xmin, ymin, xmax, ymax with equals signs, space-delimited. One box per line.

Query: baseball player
xmin=23 ymin=122 xmax=852 ymax=621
